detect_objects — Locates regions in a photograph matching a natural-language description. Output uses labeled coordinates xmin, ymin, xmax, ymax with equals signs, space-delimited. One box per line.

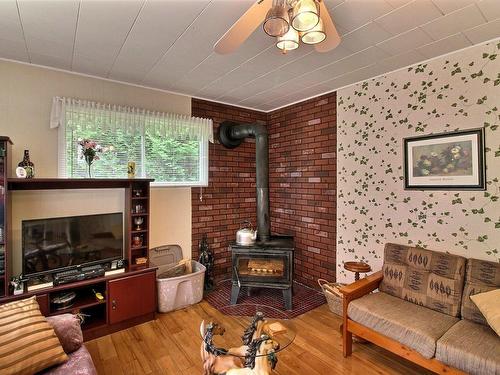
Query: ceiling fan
xmin=214 ymin=0 xmax=341 ymax=55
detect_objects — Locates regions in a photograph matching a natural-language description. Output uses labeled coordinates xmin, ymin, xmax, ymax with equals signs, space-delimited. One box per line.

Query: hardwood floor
xmin=86 ymin=301 xmax=432 ymax=375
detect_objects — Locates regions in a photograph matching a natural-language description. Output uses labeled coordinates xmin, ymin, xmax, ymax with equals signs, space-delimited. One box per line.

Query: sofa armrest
xmin=339 ymin=270 xmax=383 ymax=302
xmin=46 ymin=314 xmax=83 ymax=354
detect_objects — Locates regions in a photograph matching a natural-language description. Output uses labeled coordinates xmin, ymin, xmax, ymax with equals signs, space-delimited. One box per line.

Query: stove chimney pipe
xmin=218 ymin=120 xmax=270 ymax=242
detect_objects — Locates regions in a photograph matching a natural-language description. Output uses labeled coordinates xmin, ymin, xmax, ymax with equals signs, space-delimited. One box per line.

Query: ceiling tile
xmin=378 ymin=49 xmax=427 ymax=71
xmin=462 ymin=19 xmax=500 ymax=44
xmin=476 ymin=0 xmax=500 ymax=22
xmin=0 ymin=0 xmax=496 ymax=111
xmin=341 ymin=22 xmax=393 ymax=53
xmin=431 ymin=0 xmax=475 ymax=14
xmin=331 ymin=0 xmax=394 ymax=33
xmin=0 ymin=38 xmax=29 ymax=62
xmin=220 ymin=70 xmax=296 ymax=101
xmin=417 ymin=32 xmax=472 ymax=59
xmin=143 ymin=1 xmax=254 ymax=89
xmin=375 ymin=0 xmax=442 ymax=35
xmin=279 ymin=46 xmax=352 ymax=76
xmin=108 ymin=1 xmax=210 ymax=82
xmin=28 ymin=52 xmax=73 ymax=70
xmin=0 ymin=0 xmax=25 ymax=43
xmin=18 ymin=0 xmax=79 ymax=68
xmin=73 ymin=0 xmax=144 ymax=76
xmin=196 ymin=67 xmax=263 ymax=97
xmin=324 ymin=0 xmax=346 ymax=10
xmin=377 ymin=27 xmax=434 ymax=55
xmin=422 ymin=4 xmax=486 ymax=40
xmin=384 ymin=0 xmax=413 ymax=8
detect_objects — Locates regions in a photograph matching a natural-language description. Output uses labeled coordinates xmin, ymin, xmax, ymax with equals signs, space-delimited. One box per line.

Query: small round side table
xmin=344 ymin=261 xmax=372 ymax=281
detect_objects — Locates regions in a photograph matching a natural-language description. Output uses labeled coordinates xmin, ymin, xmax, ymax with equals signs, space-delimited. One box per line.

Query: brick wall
xmin=267 ymin=92 xmax=337 ymax=288
xmin=191 ymin=93 xmax=337 ymax=287
xmin=191 ymin=98 xmax=266 ymax=280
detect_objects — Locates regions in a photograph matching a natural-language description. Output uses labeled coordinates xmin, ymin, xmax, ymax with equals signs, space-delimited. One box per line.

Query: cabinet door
xmin=108 ymin=271 xmax=156 ymax=324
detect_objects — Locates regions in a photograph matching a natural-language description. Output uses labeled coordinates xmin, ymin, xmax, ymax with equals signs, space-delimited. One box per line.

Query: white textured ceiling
xmin=1 ymin=0 xmax=499 ymax=111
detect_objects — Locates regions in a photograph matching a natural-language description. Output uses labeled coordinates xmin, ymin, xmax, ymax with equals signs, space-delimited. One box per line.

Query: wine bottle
xmin=18 ymin=150 xmax=35 ymax=178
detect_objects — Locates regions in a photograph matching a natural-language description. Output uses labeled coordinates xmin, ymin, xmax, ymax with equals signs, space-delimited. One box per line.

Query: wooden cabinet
xmin=108 ymin=270 xmax=156 ymax=324
xmin=0 ymin=137 xmax=12 ymax=298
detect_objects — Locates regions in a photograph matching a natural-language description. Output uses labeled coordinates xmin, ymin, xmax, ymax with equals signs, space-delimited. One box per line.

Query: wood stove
xmin=230 ymin=236 xmax=294 ymax=310
xmin=218 ymin=121 xmax=294 ymax=310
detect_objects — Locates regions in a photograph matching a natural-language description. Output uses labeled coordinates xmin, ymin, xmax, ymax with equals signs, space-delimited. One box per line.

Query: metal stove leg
xmin=283 ymin=288 xmax=292 ymax=310
xmin=230 ymin=284 xmax=240 ymax=305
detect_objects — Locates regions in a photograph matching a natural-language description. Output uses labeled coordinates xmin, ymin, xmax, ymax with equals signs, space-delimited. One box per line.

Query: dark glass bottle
xmin=18 ymin=150 xmax=35 ymax=178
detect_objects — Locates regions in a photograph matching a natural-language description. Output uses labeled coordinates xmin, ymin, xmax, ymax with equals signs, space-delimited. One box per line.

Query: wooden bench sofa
xmin=341 ymin=243 xmax=500 ymax=375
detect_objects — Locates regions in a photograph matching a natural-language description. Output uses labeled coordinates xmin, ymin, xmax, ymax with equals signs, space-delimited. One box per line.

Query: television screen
xmin=22 ymin=212 xmax=123 ymax=277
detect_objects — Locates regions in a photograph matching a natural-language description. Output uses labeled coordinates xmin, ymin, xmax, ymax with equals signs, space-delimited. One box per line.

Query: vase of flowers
xmin=77 ymin=139 xmax=105 ymax=178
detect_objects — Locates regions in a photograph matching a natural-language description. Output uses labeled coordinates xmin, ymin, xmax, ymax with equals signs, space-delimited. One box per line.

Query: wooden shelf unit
xmin=0 ymin=174 xmax=156 ymax=340
xmin=0 ymin=137 xmax=12 ymax=298
xmin=127 ymin=180 xmax=151 ymax=270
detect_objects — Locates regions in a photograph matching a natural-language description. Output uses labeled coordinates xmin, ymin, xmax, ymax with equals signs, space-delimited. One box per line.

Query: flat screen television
xmin=22 ymin=212 xmax=123 ymax=277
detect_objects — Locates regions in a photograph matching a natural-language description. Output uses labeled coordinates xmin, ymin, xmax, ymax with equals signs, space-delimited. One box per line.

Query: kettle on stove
xmin=236 ymin=221 xmax=257 ymax=246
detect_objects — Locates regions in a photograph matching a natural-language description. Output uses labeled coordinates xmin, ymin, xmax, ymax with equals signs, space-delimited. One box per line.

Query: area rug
xmin=205 ymin=280 xmax=326 ymax=319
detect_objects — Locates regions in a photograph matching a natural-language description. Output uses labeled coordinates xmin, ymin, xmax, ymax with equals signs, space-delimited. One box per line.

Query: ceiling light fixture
xmin=276 ymin=26 xmax=299 ymax=52
xmin=213 ymin=0 xmax=341 ymax=55
xmin=300 ymin=18 xmax=326 ymax=44
xmin=263 ymin=0 xmax=290 ymax=37
xmin=290 ymin=0 xmax=320 ymax=32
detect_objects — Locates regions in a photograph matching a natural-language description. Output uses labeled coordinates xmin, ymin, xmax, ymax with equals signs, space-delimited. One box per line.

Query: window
xmin=51 ymin=97 xmax=212 ymax=186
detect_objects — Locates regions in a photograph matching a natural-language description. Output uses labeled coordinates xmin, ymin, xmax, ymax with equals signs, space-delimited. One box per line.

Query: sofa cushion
xmin=46 ymin=314 xmax=83 ymax=354
xmin=470 ymin=289 xmax=500 ymax=336
xmin=379 ymin=243 xmax=466 ymax=317
xmin=39 ymin=345 xmax=97 ymax=375
xmin=0 ymin=297 xmax=68 ymax=375
xmin=435 ymin=319 xmax=500 ymax=375
xmin=461 ymin=258 xmax=500 ymax=325
xmin=348 ymin=292 xmax=459 ymax=359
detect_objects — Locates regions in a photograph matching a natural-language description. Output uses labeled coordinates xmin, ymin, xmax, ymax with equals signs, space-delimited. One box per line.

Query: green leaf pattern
xmin=337 ymin=41 xmax=500 ymax=281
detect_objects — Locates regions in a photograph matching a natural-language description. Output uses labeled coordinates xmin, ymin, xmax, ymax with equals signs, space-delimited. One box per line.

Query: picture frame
xmin=403 ymin=128 xmax=485 ymax=190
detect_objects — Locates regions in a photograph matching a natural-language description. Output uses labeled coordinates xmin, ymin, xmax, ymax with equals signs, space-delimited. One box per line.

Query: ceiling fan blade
xmin=315 ymin=1 xmax=341 ymax=53
xmin=214 ymin=0 xmax=273 ymax=55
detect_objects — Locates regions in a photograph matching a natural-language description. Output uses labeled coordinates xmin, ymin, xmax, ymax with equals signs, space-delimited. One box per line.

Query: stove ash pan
xmin=230 ymin=236 xmax=294 ymax=310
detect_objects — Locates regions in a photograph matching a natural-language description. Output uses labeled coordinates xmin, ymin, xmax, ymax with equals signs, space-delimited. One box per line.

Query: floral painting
xmin=404 ymin=129 xmax=485 ymax=189
xmin=413 ymin=141 xmax=473 ymax=177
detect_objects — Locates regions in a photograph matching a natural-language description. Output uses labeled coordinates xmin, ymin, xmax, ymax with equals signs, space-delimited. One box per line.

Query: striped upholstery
xmin=436 ymin=319 xmax=500 ymax=375
xmin=348 ymin=292 xmax=459 ymax=359
xmin=0 ymin=297 xmax=68 ymax=375
xmin=379 ymin=243 xmax=466 ymax=317
xmin=461 ymin=258 xmax=500 ymax=325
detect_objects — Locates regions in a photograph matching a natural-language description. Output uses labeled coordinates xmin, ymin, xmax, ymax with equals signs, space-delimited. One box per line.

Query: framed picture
xmin=404 ymin=128 xmax=485 ymax=190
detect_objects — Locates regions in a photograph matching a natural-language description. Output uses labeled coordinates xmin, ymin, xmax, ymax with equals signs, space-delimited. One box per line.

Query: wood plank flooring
xmin=87 ymin=301 xmax=432 ymax=375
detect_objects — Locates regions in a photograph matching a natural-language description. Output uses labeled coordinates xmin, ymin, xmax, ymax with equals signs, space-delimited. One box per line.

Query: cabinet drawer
xmin=108 ymin=271 xmax=156 ymax=324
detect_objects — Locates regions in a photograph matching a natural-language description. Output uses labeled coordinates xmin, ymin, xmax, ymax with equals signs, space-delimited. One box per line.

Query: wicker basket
xmin=318 ymin=279 xmax=345 ymax=316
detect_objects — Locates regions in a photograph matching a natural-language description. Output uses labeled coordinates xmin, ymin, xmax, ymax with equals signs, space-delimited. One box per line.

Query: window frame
xmin=58 ymin=111 xmax=210 ymax=187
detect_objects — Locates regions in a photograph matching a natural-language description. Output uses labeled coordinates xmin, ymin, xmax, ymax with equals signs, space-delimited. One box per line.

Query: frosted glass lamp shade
xmin=263 ymin=2 xmax=290 ymax=37
xmin=291 ymin=0 xmax=319 ymax=32
xmin=301 ymin=18 xmax=326 ymax=44
xmin=276 ymin=27 xmax=299 ymax=51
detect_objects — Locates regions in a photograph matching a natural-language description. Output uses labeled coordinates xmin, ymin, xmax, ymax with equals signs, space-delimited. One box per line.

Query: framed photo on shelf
xmin=404 ymin=128 xmax=485 ymax=190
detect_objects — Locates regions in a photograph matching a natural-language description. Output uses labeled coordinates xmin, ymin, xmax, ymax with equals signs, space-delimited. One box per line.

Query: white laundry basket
xmin=150 ymin=245 xmax=206 ymax=313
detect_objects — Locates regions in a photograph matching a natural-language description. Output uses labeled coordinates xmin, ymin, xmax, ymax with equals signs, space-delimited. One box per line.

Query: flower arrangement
xmin=415 ymin=143 xmax=472 ymax=177
xmin=77 ymin=139 xmax=111 ymax=178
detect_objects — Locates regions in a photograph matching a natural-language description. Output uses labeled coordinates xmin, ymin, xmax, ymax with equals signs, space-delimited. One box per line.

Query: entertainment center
xmin=0 ymin=137 xmax=157 ymax=340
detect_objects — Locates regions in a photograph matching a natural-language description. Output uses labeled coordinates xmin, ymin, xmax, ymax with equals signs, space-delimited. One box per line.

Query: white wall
xmin=0 ymin=60 xmax=193 ymax=274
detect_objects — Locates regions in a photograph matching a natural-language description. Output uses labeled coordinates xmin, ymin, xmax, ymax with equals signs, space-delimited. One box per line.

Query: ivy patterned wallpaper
xmin=337 ymin=39 xmax=500 ymax=283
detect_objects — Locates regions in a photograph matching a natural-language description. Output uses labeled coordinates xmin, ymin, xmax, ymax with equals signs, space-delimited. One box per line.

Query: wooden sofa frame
xmin=340 ymin=271 xmax=466 ymax=375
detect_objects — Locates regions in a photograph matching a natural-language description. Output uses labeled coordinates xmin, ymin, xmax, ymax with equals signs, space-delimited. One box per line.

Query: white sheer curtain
xmin=50 ymin=97 xmax=213 ymax=185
